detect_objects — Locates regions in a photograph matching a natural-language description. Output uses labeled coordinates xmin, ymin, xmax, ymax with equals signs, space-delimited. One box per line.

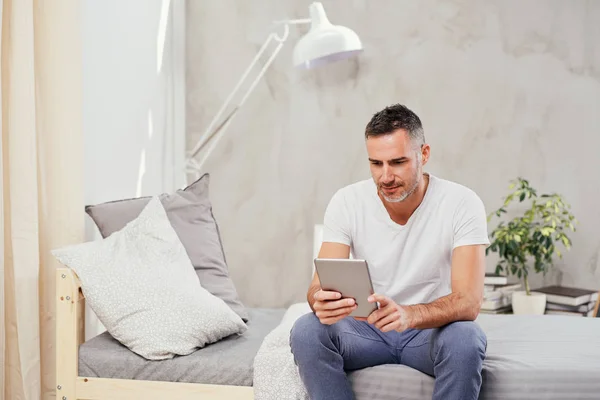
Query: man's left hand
xmin=364 ymin=294 xmax=412 ymax=332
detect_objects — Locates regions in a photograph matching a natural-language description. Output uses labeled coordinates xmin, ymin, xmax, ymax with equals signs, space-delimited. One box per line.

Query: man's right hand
xmin=312 ymin=289 xmax=357 ymax=325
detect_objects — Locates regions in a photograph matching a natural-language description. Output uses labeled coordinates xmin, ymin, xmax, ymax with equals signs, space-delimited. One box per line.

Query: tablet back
xmin=314 ymin=258 xmax=378 ymax=318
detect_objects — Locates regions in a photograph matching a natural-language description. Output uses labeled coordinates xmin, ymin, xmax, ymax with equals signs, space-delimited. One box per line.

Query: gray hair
xmin=365 ymin=104 xmax=425 ymax=148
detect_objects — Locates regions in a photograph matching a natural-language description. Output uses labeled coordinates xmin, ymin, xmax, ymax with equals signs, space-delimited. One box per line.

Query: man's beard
xmin=379 ymin=169 xmax=421 ymax=203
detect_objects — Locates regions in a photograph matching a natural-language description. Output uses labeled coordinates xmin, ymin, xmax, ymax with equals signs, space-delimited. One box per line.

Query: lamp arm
xmin=274 ymin=18 xmax=311 ymax=25
xmin=186 ymin=20 xmax=305 ymax=179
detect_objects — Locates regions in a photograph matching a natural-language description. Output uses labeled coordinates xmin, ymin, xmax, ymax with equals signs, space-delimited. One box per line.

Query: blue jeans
xmin=289 ymin=312 xmax=487 ymax=400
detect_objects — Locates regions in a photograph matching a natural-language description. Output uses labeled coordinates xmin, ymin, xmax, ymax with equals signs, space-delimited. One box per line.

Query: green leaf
xmin=495 ymin=264 xmax=504 ymax=275
xmin=541 ymin=227 xmax=555 ymax=236
xmin=487 ymin=178 xmax=576 ymax=281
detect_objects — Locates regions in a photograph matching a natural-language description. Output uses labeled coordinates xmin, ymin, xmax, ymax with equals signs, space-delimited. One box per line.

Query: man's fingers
xmin=317 ymin=305 xmax=357 ymax=319
xmin=374 ymin=311 xmax=400 ymax=331
xmin=368 ymin=293 xmax=389 ymax=306
xmin=314 ymin=290 xmax=342 ymax=301
xmin=367 ymin=308 xmax=382 ymax=325
xmin=320 ymin=315 xmax=346 ymax=325
xmin=367 ymin=303 xmax=394 ymax=325
xmin=379 ymin=320 xmax=400 ymax=333
xmin=318 ymin=298 xmax=355 ymax=310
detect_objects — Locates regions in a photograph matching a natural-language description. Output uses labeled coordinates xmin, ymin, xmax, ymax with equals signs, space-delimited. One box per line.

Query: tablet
xmin=313 ymin=258 xmax=378 ymax=318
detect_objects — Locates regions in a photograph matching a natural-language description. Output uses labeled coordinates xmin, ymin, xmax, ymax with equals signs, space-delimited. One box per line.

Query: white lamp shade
xmin=293 ymin=2 xmax=363 ymax=69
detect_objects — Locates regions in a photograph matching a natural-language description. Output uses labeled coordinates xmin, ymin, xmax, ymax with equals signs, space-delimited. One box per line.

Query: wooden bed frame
xmin=593 ymin=290 xmax=600 ymax=318
xmin=56 ymin=266 xmax=255 ymax=400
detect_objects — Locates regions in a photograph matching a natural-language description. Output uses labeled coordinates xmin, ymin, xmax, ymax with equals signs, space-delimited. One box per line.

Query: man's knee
xmin=433 ymin=321 xmax=487 ymax=365
xmin=289 ymin=312 xmax=327 ymax=355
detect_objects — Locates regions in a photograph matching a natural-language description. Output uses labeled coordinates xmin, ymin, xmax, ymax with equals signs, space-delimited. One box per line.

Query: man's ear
xmin=421 ymin=144 xmax=431 ymax=165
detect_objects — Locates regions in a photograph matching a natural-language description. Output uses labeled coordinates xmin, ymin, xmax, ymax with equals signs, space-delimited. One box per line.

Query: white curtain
xmin=1 ymin=0 xmax=83 ymax=399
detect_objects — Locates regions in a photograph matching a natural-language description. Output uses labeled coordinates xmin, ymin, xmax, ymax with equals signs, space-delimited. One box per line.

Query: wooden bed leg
xmin=56 ymin=267 xmax=85 ymax=400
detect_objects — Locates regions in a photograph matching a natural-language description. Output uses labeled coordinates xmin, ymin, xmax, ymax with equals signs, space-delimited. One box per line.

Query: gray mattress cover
xmin=78 ymin=308 xmax=285 ymax=386
xmin=80 ymin=308 xmax=600 ymax=398
xmin=348 ymin=314 xmax=600 ymax=400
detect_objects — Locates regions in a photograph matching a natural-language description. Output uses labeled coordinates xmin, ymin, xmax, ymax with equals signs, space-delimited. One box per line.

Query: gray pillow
xmin=84 ymin=173 xmax=249 ymax=322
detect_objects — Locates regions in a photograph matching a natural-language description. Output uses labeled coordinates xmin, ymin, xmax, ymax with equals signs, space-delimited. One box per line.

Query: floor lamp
xmin=185 ymin=1 xmax=363 ymax=180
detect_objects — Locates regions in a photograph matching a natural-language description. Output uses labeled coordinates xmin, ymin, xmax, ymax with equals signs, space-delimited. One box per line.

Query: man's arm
xmin=307 ymin=242 xmax=350 ymax=312
xmin=367 ymin=244 xmax=486 ymax=332
xmin=405 ymin=244 xmax=486 ymax=329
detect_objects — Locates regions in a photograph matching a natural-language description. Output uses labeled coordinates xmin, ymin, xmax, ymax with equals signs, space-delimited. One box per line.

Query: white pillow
xmin=52 ymin=196 xmax=247 ymax=360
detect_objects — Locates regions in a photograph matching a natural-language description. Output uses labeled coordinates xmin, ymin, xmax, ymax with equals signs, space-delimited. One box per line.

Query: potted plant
xmin=486 ymin=177 xmax=577 ymax=315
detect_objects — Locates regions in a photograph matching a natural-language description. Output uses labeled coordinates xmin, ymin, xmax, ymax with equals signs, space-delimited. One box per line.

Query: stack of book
xmin=534 ymin=285 xmax=599 ymax=317
xmin=480 ymin=273 xmax=521 ymax=314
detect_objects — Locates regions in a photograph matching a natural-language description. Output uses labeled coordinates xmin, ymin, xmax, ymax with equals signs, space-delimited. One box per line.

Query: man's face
xmin=366 ymin=129 xmax=429 ymax=203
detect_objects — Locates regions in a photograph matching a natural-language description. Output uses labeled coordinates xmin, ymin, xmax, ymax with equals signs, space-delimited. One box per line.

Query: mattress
xmin=79 ymin=306 xmax=600 ymax=398
xmin=78 ymin=307 xmax=286 ymax=386
xmin=347 ymin=313 xmax=600 ymax=400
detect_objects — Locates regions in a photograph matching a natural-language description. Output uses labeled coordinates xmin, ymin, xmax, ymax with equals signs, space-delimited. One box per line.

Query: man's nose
xmin=381 ymin=165 xmax=393 ymax=182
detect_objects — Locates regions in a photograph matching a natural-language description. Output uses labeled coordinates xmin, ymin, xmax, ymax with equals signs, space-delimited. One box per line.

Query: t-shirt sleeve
xmin=452 ymin=190 xmax=491 ymax=249
xmin=322 ymin=189 xmax=352 ymax=246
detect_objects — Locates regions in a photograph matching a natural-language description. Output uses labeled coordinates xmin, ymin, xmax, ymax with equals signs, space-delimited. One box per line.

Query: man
xmin=290 ymin=104 xmax=490 ymax=400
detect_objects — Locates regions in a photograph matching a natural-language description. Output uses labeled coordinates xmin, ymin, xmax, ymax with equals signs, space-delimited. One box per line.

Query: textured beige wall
xmin=186 ymin=0 xmax=600 ymax=308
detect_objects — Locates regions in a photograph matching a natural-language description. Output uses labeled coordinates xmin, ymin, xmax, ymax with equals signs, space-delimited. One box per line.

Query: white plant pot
xmin=511 ymin=291 xmax=546 ymax=315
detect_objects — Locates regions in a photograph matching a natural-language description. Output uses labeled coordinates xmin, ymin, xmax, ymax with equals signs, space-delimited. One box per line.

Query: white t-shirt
xmin=322 ymin=173 xmax=490 ymax=306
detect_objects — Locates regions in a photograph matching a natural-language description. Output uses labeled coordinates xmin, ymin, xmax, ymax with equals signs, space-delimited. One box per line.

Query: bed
xmin=57 ymin=265 xmax=600 ymax=400
xmin=53 ymin=174 xmax=600 ymax=399
xmin=348 ymin=312 xmax=600 ymax=399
